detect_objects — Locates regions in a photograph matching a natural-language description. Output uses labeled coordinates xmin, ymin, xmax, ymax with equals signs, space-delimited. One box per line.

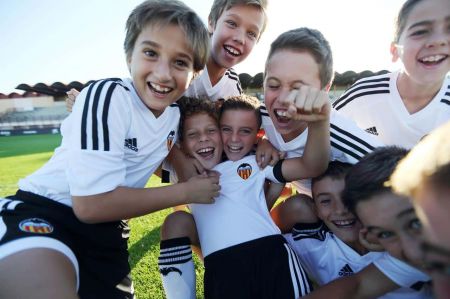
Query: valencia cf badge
xmin=19 ymin=218 xmax=54 ymax=234
xmin=167 ymin=130 xmax=175 ymax=151
xmin=237 ymin=163 xmax=252 ymax=180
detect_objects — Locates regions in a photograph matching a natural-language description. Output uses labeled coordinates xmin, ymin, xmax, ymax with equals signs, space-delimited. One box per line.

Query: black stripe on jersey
xmin=333 ymin=83 xmax=389 ymax=107
xmin=273 ymin=159 xmax=286 ymax=183
xmin=330 ymin=123 xmax=376 ymax=159
xmin=334 ymin=89 xmax=390 ymax=110
xmin=292 ymin=221 xmax=328 ymax=241
xmin=81 ymin=78 xmax=126 ymax=151
xmin=260 ymin=105 xmax=270 ymax=117
xmin=441 ymin=90 xmax=450 ymax=105
xmin=345 ymin=76 xmax=390 ymax=89
xmin=225 ymin=70 xmax=243 ymax=94
xmin=291 ymin=246 xmax=313 ymax=295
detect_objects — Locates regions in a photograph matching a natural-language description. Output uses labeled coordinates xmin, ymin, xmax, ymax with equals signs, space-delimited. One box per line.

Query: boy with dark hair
xmin=0 ymin=1 xmax=214 ymax=298
xmin=160 ymin=93 xmax=330 ymax=298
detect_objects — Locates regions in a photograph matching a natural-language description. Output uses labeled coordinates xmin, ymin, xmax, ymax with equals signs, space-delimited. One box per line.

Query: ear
xmin=390 ymin=42 xmax=400 ymax=63
xmin=324 ymin=83 xmax=332 ymax=92
xmin=126 ymin=54 xmax=132 ymax=72
xmin=207 ymin=17 xmax=215 ymax=34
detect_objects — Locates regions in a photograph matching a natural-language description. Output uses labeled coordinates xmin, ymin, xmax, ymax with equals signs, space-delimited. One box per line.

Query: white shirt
xmin=333 ymin=71 xmax=450 ymax=148
xmin=19 ymin=78 xmax=180 ymax=207
xmin=189 ymin=155 xmax=282 ymax=257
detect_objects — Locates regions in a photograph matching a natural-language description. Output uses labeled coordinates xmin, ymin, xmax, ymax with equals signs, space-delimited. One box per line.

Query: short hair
xmin=312 ymin=161 xmax=352 ymax=189
xmin=393 ymin=0 xmax=424 ymax=42
xmin=265 ymin=27 xmax=334 ymax=89
xmin=220 ymin=94 xmax=261 ymax=128
xmin=342 ymin=146 xmax=409 ymax=214
xmin=178 ymin=96 xmax=219 ymax=141
xmin=124 ymin=0 xmax=210 ymax=73
xmin=391 ymin=121 xmax=450 ymax=198
xmin=208 ymin=0 xmax=268 ymax=39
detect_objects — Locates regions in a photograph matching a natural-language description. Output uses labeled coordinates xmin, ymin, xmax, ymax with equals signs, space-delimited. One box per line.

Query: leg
xmin=159 ymin=211 xmax=200 ymax=299
xmin=271 ymin=193 xmax=318 ymax=233
xmin=0 ymin=248 xmax=78 ymax=299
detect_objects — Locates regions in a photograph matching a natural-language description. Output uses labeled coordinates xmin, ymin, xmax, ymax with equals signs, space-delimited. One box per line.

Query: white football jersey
xmin=333 ymin=71 xmax=450 ymax=148
xmin=19 ymin=78 xmax=180 ymax=207
xmin=261 ymin=106 xmax=383 ymax=195
xmin=184 ymin=67 xmax=242 ymax=102
xmin=285 ymin=222 xmax=432 ymax=299
xmin=189 ymin=155 xmax=282 ymax=257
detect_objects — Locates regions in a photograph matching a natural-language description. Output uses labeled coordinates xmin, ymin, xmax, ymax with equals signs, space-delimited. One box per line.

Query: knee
xmin=271 ymin=194 xmax=318 ymax=233
xmin=160 ymin=211 xmax=198 ymax=243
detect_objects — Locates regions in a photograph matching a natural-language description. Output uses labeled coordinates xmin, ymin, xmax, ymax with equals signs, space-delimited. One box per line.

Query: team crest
xmin=237 ymin=163 xmax=252 ymax=180
xmin=167 ymin=130 xmax=175 ymax=150
xmin=19 ymin=218 xmax=54 ymax=234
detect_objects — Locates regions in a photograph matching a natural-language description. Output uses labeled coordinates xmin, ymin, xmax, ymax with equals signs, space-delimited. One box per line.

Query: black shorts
xmin=0 ymin=190 xmax=133 ymax=299
xmin=203 ymin=235 xmax=312 ymax=299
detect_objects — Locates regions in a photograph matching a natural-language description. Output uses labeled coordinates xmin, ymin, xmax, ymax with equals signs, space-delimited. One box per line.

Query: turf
xmin=0 ymin=134 xmax=205 ymax=299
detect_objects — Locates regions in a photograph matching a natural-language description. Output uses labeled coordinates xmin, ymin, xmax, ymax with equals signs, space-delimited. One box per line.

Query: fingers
xmin=284 ymin=86 xmax=330 ymax=122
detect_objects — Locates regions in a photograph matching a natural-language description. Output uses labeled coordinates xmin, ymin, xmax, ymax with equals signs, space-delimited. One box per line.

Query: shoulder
xmin=333 ymin=72 xmax=393 ymax=111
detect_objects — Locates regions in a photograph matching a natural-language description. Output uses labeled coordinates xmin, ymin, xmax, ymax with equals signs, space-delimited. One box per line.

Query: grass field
xmin=0 ymin=134 xmax=205 ymax=299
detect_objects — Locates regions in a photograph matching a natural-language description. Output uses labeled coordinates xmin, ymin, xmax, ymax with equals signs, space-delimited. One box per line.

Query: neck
xmin=397 ymin=72 xmax=443 ymax=114
xmin=206 ymin=58 xmax=227 ymax=87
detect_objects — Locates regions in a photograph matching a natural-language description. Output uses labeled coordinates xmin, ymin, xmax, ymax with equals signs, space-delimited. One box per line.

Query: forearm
xmin=73 ymin=184 xmax=190 ymax=224
xmin=302 ymin=119 xmax=330 ymax=176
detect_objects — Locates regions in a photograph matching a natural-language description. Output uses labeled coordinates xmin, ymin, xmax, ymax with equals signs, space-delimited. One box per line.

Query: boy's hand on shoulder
xmin=66 ymin=88 xmax=80 ymax=112
xmin=255 ymin=137 xmax=280 ymax=169
xmin=183 ymin=170 xmax=221 ymax=204
xmin=281 ymin=86 xmax=330 ymax=123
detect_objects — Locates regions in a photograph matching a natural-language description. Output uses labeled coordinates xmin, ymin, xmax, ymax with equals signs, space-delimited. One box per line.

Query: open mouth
xmin=418 ymin=54 xmax=448 ymax=66
xmin=224 ymin=45 xmax=241 ymax=57
xmin=147 ymin=82 xmax=173 ymax=95
xmin=226 ymin=144 xmax=243 ymax=153
xmin=274 ymin=109 xmax=290 ymax=123
xmin=196 ymin=147 xmax=215 ymax=159
xmin=332 ymin=219 xmax=356 ymax=228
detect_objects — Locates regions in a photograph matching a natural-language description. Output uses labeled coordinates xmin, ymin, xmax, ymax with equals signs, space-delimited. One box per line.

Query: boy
xmin=0 ymin=1 xmax=215 ymax=298
xmin=286 ymin=161 xmax=429 ymax=298
xmin=160 ymin=93 xmax=330 ymax=298
xmin=391 ymin=121 xmax=450 ymax=299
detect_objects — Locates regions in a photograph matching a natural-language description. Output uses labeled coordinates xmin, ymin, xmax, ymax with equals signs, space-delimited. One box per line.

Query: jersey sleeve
xmin=329 ymin=109 xmax=384 ymax=164
xmin=373 ymin=253 xmax=431 ymax=288
xmin=66 ymin=79 xmax=132 ymax=196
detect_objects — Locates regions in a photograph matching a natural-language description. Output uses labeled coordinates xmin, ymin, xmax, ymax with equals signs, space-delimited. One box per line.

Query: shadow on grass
xmin=128 ymin=226 xmax=161 ymax=270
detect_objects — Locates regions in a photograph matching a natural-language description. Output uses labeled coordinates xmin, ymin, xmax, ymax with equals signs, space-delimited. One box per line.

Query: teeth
xmin=148 ymin=82 xmax=172 ymax=93
xmin=228 ymin=145 xmax=242 ymax=152
xmin=333 ymin=219 xmax=355 ymax=226
xmin=421 ymin=55 xmax=446 ymax=62
xmin=224 ymin=46 xmax=241 ymax=56
xmin=197 ymin=147 xmax=213 ymax=154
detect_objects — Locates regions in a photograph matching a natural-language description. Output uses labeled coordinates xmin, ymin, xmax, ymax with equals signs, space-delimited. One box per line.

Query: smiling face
xmin=220 ymin=109 xmax=259 ymax=161
xmin=313 ymin=177 xmax=363 ymax=247
xmin=182 ymin=112 xmax=223 ymax=170
xmin=208 ymin=4 xmax=264 ymax=72
xmin=264 ymin=50 xmax=323 ymax=142
xmin=392 ymin=0 xmax=450 ymax=85
xmin=127 ymin=23 xmax=195 ymax=117
xmin=356 ymin=192 xmax=425 ymax=269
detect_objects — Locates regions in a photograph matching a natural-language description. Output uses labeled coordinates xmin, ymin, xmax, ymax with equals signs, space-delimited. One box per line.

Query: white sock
xmin=158 ymin=237 xmax=196 ymax=299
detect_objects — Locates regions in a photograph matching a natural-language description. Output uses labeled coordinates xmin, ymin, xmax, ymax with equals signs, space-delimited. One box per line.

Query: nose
xmin=426 ymin=29 xmax=449 ymax=48
xmin=334 ymin=199 xmax=350 ymax=216
xmin=233 ymin=28 xmax=245 ymax=45
xmin=154 ymin=59 xmax=171 ymax=82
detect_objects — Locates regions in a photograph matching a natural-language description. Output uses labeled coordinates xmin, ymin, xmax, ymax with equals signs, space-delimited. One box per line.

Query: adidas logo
xmin=338 ymin=264 xmax=354 ymax=277
xmin=365 ymin=126 xmax=379 ymax=136
xmin=124 ymin=138 xmax=138 ymax=152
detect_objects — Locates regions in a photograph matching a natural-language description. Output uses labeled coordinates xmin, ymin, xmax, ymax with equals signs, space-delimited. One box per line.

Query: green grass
xmin=0 ymin=134 xmax=205 ymax=299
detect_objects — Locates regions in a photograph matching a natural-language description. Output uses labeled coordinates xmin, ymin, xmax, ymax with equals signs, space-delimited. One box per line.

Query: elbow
xmin=72 ymin=196 xmax=101 ymax=224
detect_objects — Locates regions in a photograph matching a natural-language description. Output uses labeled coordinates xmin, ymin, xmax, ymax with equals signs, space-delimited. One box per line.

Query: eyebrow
xmin=396 ymin=207 xmax=416 ymax=219
xmin=225 ymin=12 xmax=262 ymax=32
xmin=139 ymin=40 xmax=193 ymax=62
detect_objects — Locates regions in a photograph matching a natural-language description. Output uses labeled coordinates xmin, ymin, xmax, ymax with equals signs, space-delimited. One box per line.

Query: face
xmin=356 ymin=192 xmax=424 ymax=269
xmin=391 ymin=0 xmax=450 ymax=85
xmin=313 ymin=177 xmax=363 ymax=246
xmin=182 ymin=112 xmax=223 ymax=170
xmin=264 ymin=50 xmax=323 ymax=142
xmin=414 ymin=183 xmax=450 ymax=298
xmin=220 ymin=109 xmax=258 ymax=161
xmin=209 ymin=4 xmax=264 ymax=70
xmin=127 ymin=24 xmax=195 ymax=117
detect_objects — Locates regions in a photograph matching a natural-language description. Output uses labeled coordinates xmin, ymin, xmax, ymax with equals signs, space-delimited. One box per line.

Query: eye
xmin=240 ymin=129 xmax=253 ymax=135
xmin=221 ymin=127 xmax=232 ymax=133
xmin=410 ymin=29 xmax=429 ymax=37
xmin=174 ymin=59 xmax=189 ymax=68
xmin=377 ymin=231 xmax=394 ymax=240
xmin=226 ymin=20 xmax=237 ymax=28
xmin=186 ymin=132 xmax=198 ymax=139
xmin=208 ymin=128 xmax=217 ymax=134
xmin=144 ymin=49 xmax=157 ymax=57
xmin=247 ymin=31 xmax=258 ymax=40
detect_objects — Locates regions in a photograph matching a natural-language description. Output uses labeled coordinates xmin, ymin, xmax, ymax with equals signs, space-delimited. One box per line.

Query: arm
xmin=255 ymin=137 xmax=281 ymax=169
xmin=72 ymin=171 xmax=220 ymax=224
xmin=65 ymin=88 xmax=80 ymax=112
xmin=304 ymin=263 xmax=400 ymax=299
xmin=280 ymin=86 xmax=331 ymax=181
xmin=166 ymin=145 xmax=205 ymax=182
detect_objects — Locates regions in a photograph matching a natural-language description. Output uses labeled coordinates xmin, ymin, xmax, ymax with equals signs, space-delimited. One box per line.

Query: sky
xmin=0 ymin=0 xmax=407 ymax=94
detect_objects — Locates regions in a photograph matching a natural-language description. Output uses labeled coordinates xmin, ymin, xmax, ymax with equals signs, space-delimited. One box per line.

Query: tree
xmin=238 ymin=73 xmax=252 ymax=89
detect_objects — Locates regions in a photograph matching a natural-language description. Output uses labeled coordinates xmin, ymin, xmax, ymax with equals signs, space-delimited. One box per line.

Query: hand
xmin=66 ymin=88 xmax=80 ymax=112
xmin=359 ymin=228 xmax=384 ymax=252
xmin=255 ymin=137 xmax=280 ymax=169
xmin=279 ymin=85 xmax=330 ymax=122
xmin=184 ymin=171 xmax=220 ymax=204
xmin=177 ymin=156 xmax=205 ymax=182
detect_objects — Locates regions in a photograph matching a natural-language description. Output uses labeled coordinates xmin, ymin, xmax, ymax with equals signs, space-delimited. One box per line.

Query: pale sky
xmin=0 ymin=0 xmax=406 ymax=94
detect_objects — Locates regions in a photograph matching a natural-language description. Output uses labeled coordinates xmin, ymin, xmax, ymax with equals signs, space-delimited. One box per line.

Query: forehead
xmin=356 ymin=192 xmax=415 ymax=228
xmin=184 ymin=112 xmax=218 ymax=131
xmin=312 ymin=177 xmax=345 ymax=199
xmin=265 ymin=50 xmax=321 ymax=89
xmin=220 ymin=109 xmax=258 ymax=128
xmin=402 ymin=0 xmax=450 ymax=29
